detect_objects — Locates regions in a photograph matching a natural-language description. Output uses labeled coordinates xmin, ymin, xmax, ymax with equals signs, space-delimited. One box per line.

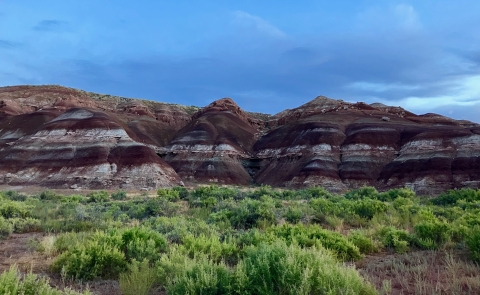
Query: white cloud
xmin=348 ymin=82 xmax=421 ymax=92
xmin=400 ymin=75 xmax=480 ymax=110
xmin=233 ymin=10 xmax=286 ymax=38
xmin=394 ymin=4 xmax=421 ymax=30
xmin=356 ymin=4 xmax=422 ymax=32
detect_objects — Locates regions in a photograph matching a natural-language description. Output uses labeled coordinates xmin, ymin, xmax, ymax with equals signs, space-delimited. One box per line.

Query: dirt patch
xmin=0 ymin=232 xmax=48 ymax=273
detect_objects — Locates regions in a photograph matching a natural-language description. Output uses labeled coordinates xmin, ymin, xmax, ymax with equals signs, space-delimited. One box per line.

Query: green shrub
xmin=348 ymin=230 xmax=378 ymax=254
xmin=124 ymin=198 xmax=181 ymax=219
xmin=145 ymin=216 xmax=219 ymax=243
xmin=119 ymin=259 xmax=157 ymax=295
xmin=3 ymin=191 xmax=27 ymax=202
xmin=183 ymin=234 xmax=239 ymax=264
xmin=298 ymin=186 xmax=334 ymax=199
xmin=9 ymin=218 xmax=42 ymax=233
xmin=345 ymin=186 xmax=378 ymax=200
xmin=456 ymin=212 xmax=480 ymax=227
xmin=248 ymin=185 xmax=281 ymax=200
xmin=280 ymin=190 xmax=297 ymax=200
xmin=157 ymin=188 xmax=180 ymax=201
xmin=172 ymin=186 xmax=189 ymax=199
xmin=413 ymin=220 xmax=450 ymax=249
xmin=351 ymin=199 xmax=387 ymax=219
xmin=121 ymin=227 xmax=167 ymax=262
xmin=229 ymin=197 xmax=277 ymax=229
xmin=61 ymin=195 xmax=86 ymax=203
xmin=43 ymin=219 xmax=97 ymax=233
xmin=324 ymin=215 xmax=344 ymax=231
xmin=54 ymin=232 xmax=93 ymax=253
xmin=0 ymin=217 xmax=13 ymax=240
xmin=167 ymin=257 xmax=232 ymax=295
xmin=148 ymin=198 xmax=181 ymax=217
xmin=0 ymin=264 xmax=91 ymax=295
xmin=155 ymin=245 xmax=194 ymax=286
xmin=377 ymin=188 xmax=415 ymax=201
xmin=190 ymin=185 xmax=237 ymax=207
xmin=283 ymin=206 xmax=303 ymax=224
xmin=466 ymin=226 xmax=480 ymax=262
xmin=53 ymin=238 xmax=127 ymax=280
xmin=377 ymin=226 xmax=411 ymax=253
xmin=267 ymin=224 xmax=362 ymax=261
xmin=111 ymin=190 xmax=127 ymax=200
xmin=52 ymin=227 xmax=167 ymax=280
xmin=309 ymin=197 xmax=341 ymax=218
xmin=0 ymin=201 xmax=32 ymax=218
xmin=39 ymin=190 xmax=63 ymax=201
xmin=87 ymin=191 xmax=110 ymax=203
xmin=234 ymin=241 xmax=377 ymax=295
xmin=431 ymin=188 xmax=480 ymax=206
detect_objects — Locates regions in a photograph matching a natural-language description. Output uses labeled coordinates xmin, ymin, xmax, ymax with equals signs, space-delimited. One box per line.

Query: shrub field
xmin=1 ymin=186 xmax=480 ymax=294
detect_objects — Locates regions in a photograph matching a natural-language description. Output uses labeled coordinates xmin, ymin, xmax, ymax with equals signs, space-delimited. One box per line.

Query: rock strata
xmin=158 ymin=98 xmax=258 ymax=184
xmin=1 ymin=85 xmax=479 ymax=194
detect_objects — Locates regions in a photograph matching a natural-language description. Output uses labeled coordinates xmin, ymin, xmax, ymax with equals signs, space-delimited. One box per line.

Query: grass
xmin=0 ymin=264 xmax=91 ymax=295
xmin=358 ymin=250 xmax=480 ymax=294
xmin=119 ymin=260 xmax=157 ymax=295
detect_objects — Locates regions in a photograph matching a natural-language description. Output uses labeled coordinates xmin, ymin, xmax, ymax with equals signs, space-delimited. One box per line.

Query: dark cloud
xmin=33 ymin=20 xmax=66 ymax=32
xmin=34 ymin=28 xmax=477 ymax=115
xmin=6 ymin=6 xmax=478 ymax=122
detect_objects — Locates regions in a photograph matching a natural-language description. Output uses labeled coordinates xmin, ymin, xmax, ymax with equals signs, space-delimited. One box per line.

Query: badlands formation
xmin=1 ymin=85 xmax=479 ymax=194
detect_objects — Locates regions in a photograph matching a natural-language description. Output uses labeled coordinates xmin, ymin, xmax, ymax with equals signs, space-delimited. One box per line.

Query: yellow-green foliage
xmin=266 ymin=223 xmax=362 ymax=261
xmin=234 ymin=241 xmax=376 ymax=295
xmin=0 ymin=265 xmax=91 ymax=295
xmin=466 ymin=226 xmax=480 ymax=262
xmin=161 ymin=241 xmax=376 ymax=295
xmin=119 ymin=259 xmax=157 ymax=295
xmin=0 ymin=216 xmax=13 ymax=240
xmin=157 ymin=188 xmax=180 ymax=201
xmin=52 ymin=227 xmax=167 ymax=280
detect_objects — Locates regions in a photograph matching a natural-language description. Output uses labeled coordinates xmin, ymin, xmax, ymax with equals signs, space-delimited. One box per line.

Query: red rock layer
xmin=1 ymin=86 xmax=480 ymax=194
xmin=0 ymin=107 xmax=181 ymax=189
xmin=158 ymin=98 xmax=258 ymax=184
xmin=253 ymin=98 xmax=480 ymax=194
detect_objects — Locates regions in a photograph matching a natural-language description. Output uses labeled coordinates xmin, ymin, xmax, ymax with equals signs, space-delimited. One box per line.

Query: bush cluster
xmin=3 ymin=184 xmax=480 ymax=294
xmin=52 ymin=227 xmax=167 ymax=280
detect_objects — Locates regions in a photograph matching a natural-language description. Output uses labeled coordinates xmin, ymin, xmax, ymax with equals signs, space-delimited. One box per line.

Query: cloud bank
xmin=0 ymin=1 xmax=479 ymax=122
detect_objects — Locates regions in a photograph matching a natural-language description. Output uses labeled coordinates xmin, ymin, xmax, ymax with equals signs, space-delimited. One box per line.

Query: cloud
xmin=33 ymin=20 xmax=66 ymax=32
xmin=2 ymin=3 xmax=479 ymax=123
xmin=232 ymin=11 xmax=286 ymax=38
xmin=348 ymin=82 xmax=421 ymax=93
xmin=399 ymin=75 xmax=480 ymax=110
xmin=394 ymin=4 xmax=421 ymax=30
xmin=0 ymin=39 xmax=22 ymax=49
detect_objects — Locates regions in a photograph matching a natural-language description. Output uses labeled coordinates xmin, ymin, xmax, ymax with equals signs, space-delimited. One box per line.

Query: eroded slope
xmin=1 ymin=85 xmax=479 ymax=194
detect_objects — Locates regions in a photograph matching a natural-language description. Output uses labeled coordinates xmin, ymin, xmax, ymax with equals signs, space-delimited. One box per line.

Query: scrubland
xmin=1 ymin=185 xmax=480 ymax=294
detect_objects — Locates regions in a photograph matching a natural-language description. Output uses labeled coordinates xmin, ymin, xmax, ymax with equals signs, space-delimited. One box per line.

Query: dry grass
xmin=357 ymin=250 xmax=480 ymax=295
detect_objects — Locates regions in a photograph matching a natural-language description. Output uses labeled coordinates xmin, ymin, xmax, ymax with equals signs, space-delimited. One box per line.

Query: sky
xmin=1 ymin=1 xmax=479 ymax=122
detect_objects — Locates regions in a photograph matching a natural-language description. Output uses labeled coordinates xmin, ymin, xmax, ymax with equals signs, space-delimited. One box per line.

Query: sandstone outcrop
xmin=1 ymin=85 xmax=479 ymax=194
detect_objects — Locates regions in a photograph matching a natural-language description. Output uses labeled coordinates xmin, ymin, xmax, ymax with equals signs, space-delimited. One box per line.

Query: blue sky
xmin=1 ymin=1 xmax=479 ymax=122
